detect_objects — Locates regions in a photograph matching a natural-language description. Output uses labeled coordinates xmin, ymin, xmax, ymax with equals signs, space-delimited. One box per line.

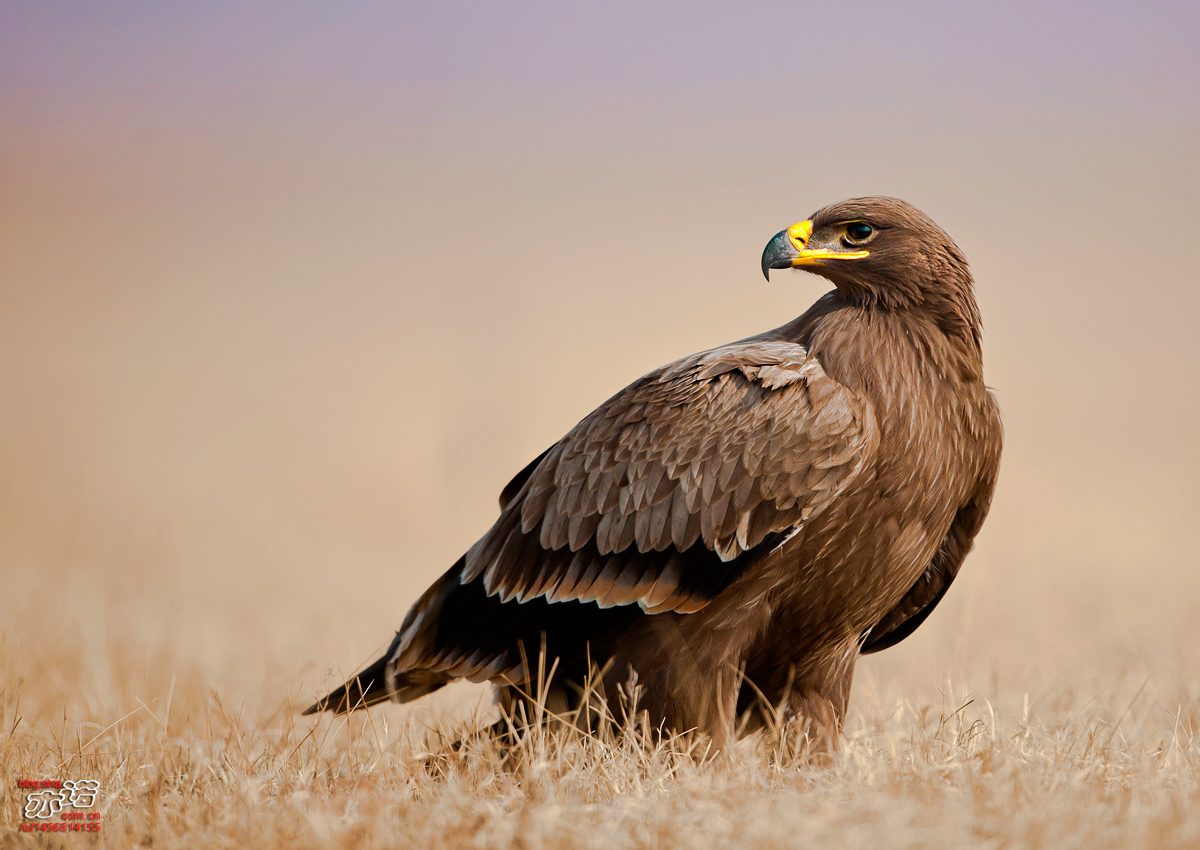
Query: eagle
xmin=305 ymin=196 xmax=1002 ymax=753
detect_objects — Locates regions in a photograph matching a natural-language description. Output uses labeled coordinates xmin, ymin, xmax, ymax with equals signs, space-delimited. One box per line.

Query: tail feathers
xmin=303 ymin=654 xmax=391 ymax=715
xmin=303 ymin=655 xmax=452 ymax=716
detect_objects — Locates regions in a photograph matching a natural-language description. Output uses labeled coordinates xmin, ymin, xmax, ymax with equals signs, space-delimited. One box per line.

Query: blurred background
xmin=1 ymin=1 xmax=1197 ymax=718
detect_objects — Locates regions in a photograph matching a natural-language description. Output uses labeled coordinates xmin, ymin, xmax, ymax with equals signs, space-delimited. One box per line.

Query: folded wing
xmin=383 ymin=340 xmax=879 ymax=683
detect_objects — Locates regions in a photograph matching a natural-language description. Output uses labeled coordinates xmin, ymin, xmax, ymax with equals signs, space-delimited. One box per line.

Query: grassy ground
xmin=3 ymin=560 xmax=1199 ymax=849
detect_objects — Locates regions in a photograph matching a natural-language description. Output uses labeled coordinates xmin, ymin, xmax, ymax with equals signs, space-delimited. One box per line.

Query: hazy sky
xmin=3 ymin=2 xmax=1196 ymax=103
xmin=2 ymin=1 xmax=1197 ymax=666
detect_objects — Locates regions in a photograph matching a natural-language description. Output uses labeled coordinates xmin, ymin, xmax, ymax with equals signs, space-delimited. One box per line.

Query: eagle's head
xmin=762 ymin=196 xmax=980 ymax=343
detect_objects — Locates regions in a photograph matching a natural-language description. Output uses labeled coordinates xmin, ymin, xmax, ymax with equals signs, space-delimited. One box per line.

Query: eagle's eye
xmin=844 ymin=222 xmax=874 ymax=244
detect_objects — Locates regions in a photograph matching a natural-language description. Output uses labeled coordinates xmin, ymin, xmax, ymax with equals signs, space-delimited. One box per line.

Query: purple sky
xmin=2 ymin=1 xmax=1196 ymax=122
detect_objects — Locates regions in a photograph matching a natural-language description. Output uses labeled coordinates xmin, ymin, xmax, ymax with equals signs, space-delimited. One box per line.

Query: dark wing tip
xmin=301 ymin=682 xmax=360 ymax=716
xmin=300 ymin=701 xmax=323 ymax=716
xmin=302 ymin=655 xmax=392 ymax=715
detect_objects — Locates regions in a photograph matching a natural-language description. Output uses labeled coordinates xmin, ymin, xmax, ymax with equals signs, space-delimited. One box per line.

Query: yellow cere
xmin=787 ymin=220 xmax=814 ymax=250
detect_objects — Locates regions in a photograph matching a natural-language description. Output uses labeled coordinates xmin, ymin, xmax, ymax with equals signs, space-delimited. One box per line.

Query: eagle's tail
xmin=303 ymin=653 xmax=452 ymax=715
xmin=302 ymin=653 xmax=391 ymax=715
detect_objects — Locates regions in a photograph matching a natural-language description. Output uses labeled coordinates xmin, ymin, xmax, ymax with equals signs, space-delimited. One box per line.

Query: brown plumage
xmin=305 ymin=197 xmax=1002 ymax=752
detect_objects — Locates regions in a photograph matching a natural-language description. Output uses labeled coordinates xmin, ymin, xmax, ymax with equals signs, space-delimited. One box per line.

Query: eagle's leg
xmin=656 ymin=662 xmax=742 ymax=754
xmin=776 ymin=638 xmax=859 ymax=760
xmin=613 ymin=614 xmax=757 ymax=754
xmin=701 ymin=666 xmax=744 ymax=753
xmin=493 ymin=680 xmax=577 ymax=737
xmin=779 ymin=690 xmax=845 ymax=758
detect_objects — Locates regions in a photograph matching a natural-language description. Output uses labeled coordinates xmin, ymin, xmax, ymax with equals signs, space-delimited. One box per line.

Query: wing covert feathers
xmin=459 ymin=340 xmax=874 ymax=615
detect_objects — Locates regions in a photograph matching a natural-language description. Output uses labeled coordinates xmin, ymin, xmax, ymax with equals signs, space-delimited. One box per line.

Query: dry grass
xmin=3 ymin=576 xmax=1200 ymax=850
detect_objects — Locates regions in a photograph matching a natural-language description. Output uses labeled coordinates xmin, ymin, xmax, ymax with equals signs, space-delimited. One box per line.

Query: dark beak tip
xmin=761 ymin=229 xmax=794 ymax=282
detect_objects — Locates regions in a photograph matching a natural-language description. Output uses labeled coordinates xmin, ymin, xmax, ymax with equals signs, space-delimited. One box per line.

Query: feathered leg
xmin=776 ymin=638 xmax=858 ymax=760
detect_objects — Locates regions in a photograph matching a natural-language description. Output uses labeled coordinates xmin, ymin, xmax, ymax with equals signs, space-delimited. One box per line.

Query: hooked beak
xmin=760 ymin=220 xmax=869 ymax=280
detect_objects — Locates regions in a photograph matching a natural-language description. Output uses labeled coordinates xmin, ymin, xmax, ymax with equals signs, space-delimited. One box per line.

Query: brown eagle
xmin=306 ymin=196 xmax=1002 ymax=752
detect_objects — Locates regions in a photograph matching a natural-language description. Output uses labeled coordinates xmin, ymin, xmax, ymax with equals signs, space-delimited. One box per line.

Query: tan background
xmin=2 ymin=2 xmax=1197 ymax=719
